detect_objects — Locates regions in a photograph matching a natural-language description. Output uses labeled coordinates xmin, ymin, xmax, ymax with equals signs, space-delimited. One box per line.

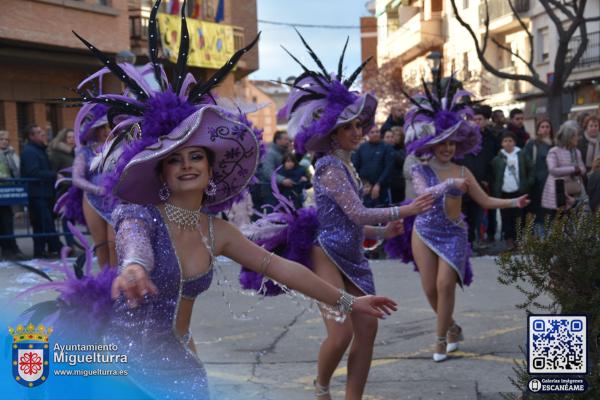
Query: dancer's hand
xmin=453 ymin=178 xmax=469 ymax=192
xmin=513 ymin=194 xmax=530 ymax=208
xmin=352 ymin=295 xmax=397 ymax=319
xmin=384 ymin=220 xmax=404 ymax=239
xmin=405 ymin=193 xmax=434 ymax=215
xmin=370 ymin=183 xmax=381 ymax=200
xmin=111 ymin=264 xmax=158 ymax=308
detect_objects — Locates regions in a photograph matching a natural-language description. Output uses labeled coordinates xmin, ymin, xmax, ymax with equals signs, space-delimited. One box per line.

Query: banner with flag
xmin=157 ymin=12 xmax=235 ymax=69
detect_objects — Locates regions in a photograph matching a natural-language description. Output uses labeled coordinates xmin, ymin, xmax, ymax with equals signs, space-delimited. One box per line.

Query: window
xmin=463 ymin=0 xmax=469 ymax=9
xmin=16 ymin=102 xmax=33 ymax=144
xmin=537 ymin=28 xmax=550 ymax=63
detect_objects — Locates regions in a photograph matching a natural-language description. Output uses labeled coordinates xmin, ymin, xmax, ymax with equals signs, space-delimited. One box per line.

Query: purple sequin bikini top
xmin=180 ymin=215 xmax=215 ymax=300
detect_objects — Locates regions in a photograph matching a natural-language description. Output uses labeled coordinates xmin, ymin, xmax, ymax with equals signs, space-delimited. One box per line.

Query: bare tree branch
xmin=547 ymin=0 xmax=575 ymax=19
xmin=540 ymin=1 xmax=566 ymax=37
xmin=491 ymin=37 xmax=534 ymax=75
xmin=562 ymin=0 xmax=589 ymax=84
xmin=507 ymin=0 xmax=536 ymax=75
xmin=449 ymin=0 xmax=548 ymax=92
xmin=584 ymin=16 xmax=600 ymax=22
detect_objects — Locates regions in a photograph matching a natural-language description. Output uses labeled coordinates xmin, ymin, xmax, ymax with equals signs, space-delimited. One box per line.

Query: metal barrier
xmin=0 ymin=178 xmax=86 ymax=241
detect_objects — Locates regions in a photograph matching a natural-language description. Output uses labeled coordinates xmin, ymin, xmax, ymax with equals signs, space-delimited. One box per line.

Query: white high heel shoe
xmin=433 ymin=336 xmax=448 ymax=362
xmin=314 ymin=379 xmax=330 ymax=398
xmin=446 ymin=323 xmax=464 ymax=353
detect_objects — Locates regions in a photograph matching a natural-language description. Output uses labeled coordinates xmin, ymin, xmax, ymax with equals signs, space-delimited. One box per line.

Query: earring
xmin=158 ymin=182 xmax=170 ymax=202
xmin=205 ymin=179 xmax=217 ymax=197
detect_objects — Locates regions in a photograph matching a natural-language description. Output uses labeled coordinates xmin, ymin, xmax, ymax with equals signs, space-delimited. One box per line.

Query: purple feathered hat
xmin=277 ymin=31 xmax=377 ymax=155
xmin=74 ymin=104 xmax=108 ymax=147
xmin=61 ymin=0 xmax=263 ymax=211
xmin=403 ymin=75 xmax=481 ymax=159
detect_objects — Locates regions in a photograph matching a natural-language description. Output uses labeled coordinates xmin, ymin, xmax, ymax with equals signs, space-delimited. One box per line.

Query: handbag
xmin=565 ymin=177 xmax=582 ymax=196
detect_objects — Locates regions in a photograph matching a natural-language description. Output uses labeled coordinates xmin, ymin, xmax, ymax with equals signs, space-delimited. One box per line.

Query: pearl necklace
xmin=164 ymin=202 xmax=202 ymax=231
xmin=333 ymin=149 xmax=361 ymax=187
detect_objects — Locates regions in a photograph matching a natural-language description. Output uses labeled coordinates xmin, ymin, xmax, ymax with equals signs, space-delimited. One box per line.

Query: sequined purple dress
xmin=314 ymin=155 xmax=399 ymax=295
xmin=73 ymin=146 xmax=113 ymax=224
xmin=411 ymin=164 xmax=473 ymax=286
xmin=104 ymin=204 xmax=215 ymax=399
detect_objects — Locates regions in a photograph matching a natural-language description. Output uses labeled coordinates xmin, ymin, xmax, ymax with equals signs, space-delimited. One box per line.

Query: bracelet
xmin=336 ymin=289 xmax=356 ymax=314
xmin=119 ymin=257 xmax=151 ymax=274
xmin=259 ymin=252 xmax=274 ymax=275
xmin=390 ymin=206 xmax=400 ymax=220
xmin=510 ymin=198 xmax=517 ymax=208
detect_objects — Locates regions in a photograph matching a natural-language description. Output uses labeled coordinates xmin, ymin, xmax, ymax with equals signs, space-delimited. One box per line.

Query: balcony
xmin=568 ymin=31 xmax=600 ymax=71
xmin=382 ymin=7 xmax=443 ymax=63
xmin=479 ymin=0 xmax=530 ymax=33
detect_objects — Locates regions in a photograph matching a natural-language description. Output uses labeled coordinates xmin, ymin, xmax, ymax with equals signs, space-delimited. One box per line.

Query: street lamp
xmin=426 ymin=51 xmax=442 ymax=76
xmin=116 ymin=50 xmax=136 ymax=65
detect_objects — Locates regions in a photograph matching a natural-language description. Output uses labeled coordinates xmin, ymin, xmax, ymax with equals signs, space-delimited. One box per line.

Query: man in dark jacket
xmin=456 ymin=105 xmax=500 ymax=244
xmin=251 ymin=131 xmax=290 ymax=215
xmin=352 ymin=127 xmax=394 ymax=207
xmin=380 ymin=105 xmax=405 ymax=135
xmin=20 ymin=124 xmax=62 ymax=258
xmin=505 ymin=108 xmax=530 ymax=148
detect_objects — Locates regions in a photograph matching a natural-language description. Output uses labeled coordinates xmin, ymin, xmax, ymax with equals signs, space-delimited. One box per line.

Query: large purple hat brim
xmin=406 ymin=120 xmax=481 ymax=159
xmin=115 ymin=106 xmax=260 ymax=207
xmin=299 ymin=93 xmax=377 ymax=154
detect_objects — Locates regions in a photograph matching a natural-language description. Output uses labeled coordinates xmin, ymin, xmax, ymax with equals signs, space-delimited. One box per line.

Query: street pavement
xmin=1 ymin=255 xmax=530 ymax=400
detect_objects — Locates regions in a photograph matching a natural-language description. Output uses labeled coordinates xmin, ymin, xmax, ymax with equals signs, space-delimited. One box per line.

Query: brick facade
xmin=0 ymin=0 xmax=259 ymax=152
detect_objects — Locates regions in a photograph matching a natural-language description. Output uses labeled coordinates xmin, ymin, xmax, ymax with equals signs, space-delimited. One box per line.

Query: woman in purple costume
xmin=66 ymin=4 xmax=398 ymax=398
xmin=402 ymin=77 xmax=529 ymax=362
xmin=72 ymin=107 xmax=117 ymax=267
xmin=278 ymin=33 xmax=434 ymax=399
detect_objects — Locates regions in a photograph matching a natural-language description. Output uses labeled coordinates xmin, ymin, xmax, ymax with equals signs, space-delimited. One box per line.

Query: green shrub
xmin=497 ymin=210 xmax=600 ymax=399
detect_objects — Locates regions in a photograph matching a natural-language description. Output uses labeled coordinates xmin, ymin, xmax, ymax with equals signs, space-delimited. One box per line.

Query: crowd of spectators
xmin=1 ymin=106 xmax=600 ymax=260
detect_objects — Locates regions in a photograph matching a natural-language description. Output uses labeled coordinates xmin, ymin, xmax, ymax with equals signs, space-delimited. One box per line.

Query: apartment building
xmin=374 ymin=0 xmax=600 ymax=127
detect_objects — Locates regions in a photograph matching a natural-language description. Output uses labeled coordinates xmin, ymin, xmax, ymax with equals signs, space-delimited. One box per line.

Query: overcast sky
xmin=250 ymin=0 xmax=372 ymax=81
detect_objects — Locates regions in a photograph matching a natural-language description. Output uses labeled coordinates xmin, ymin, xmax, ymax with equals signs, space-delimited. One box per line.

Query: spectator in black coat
xmin=380 ymin=105 xmax=405 ymax=136
xmin=20 ymin=124 xmax=62 ymax=258
xmin=383 ymin=127 xmax=406 ymax=204
xmin=276 ymin=153 xmax=311 ymax=209
xmin=456 ymin=105 xmax=500 ymax=244
xmin=506 ymin=108 xmax=530 ymax=148
xmin=352 ymin=127 xmax=395 ymax=207
xmin=588 ymin=157 xmax=600 ymax=212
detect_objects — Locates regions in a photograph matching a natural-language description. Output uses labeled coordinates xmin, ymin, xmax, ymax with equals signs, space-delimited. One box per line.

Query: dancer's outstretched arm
xmin=218 ymin=219 xmax=397 ymax=319
xmin=363 ymin=220 xmax=404 ymax=240
xmin=463 ymin=169 xmax=529 ymax=209
xmin=318 ymin=164 xmax=433 ymax=224
xmin=72 ymin=150 xmax=104 ymax=195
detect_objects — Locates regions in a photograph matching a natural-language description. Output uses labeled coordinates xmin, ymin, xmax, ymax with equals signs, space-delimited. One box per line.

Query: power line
xmin=257 ymin=19 xmax=447 ymax=39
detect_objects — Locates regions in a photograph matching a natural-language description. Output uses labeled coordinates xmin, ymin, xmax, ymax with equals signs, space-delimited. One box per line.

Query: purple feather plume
xmin=16 ymin=224 xmax=117 ymax=339
xmin=239 ymin=206 xmax=319 ymax=296
xmin=55 ymin=186 xmax=86 ymax=225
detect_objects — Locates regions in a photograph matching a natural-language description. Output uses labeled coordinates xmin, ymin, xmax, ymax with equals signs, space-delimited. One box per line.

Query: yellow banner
xmin=157 ymin=13 xmax=235 ymax=69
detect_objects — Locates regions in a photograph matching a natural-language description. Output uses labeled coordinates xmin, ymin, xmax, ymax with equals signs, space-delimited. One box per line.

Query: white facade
xmin=375 ymin=0 xmax=600 ymax=124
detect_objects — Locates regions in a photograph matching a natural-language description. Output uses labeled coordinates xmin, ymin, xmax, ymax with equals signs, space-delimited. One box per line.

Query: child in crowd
xmin=276 ymin=153 xmax=312 ymax=209
xmin=491 ymin=132 xmax=533 ymax=249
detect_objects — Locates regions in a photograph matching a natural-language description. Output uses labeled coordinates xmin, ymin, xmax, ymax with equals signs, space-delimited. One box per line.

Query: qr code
xmin=528 ymin=315 xmax=587 ymax=374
